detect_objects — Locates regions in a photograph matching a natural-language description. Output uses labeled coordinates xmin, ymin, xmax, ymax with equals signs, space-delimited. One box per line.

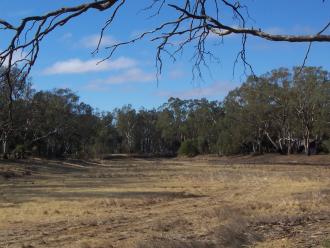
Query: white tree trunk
xmin=2 ymin=132 xmax=8 ymax=158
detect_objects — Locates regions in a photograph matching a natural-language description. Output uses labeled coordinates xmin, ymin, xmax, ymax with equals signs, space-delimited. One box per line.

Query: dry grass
xmin=0 ymin=156 xmax=329 ymax=247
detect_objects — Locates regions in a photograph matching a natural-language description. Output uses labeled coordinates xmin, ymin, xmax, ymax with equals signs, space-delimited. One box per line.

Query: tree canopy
xmin=0 ymin=1 xmax=329 ymax=158
xmin=1 ymin=66 xmax=329 ymax=159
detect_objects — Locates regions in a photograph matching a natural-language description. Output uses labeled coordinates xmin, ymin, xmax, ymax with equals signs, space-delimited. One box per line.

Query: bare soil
xmin=0 ymin=155 xmax=329 ymax=247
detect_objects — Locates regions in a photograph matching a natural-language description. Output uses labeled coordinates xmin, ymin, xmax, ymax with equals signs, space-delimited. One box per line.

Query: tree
xmin=26 ymin=89 xmax=101 ymax=158
xmin=114 ymin=105 xmax=138 ymax=153
xmin=93 ymin=112 xmax=120 ymax=156
xmin=219 ymin=67 xmax=330 ymax=155
xmin=0 ymin=66 xmax=328 ymax=158
xmin=0 ymin=1 xmax=328 ymax=147
xmin=264 ymin=68 xmax=296 ymax=154
xmin=292 ymin=67 xmax=330 ymax=154
xmin=219 ymin=87 xmax=256 ymax=155
xmin=156 ymin=107 xmax=179 ymax=154
xmin=29 ymin=89 xmax=80 ymax=157
xmin=184 ymin=99 xmax=223 ymax=153
xmin=135 ymin=109 xmax=160 ymax=154
xmin=0 ymin=67 xmax=32 ymax=158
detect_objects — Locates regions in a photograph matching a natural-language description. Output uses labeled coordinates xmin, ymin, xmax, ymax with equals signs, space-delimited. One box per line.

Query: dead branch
xmin=0 ymin=0 xmax=329 ymax=88
xmin=0 ymin=0 xmax=125 ymax=131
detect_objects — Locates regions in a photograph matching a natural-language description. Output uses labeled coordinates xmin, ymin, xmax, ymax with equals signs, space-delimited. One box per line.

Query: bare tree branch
xmin=169 ymin=4 xmax=330 ymax=42
xmin=0 ymin=0 xmax=125 ymax=131
xmin=297 ymin=20 xmax=330 ymax=75
xmin=0 ymin=0 xmax=329 ymax=86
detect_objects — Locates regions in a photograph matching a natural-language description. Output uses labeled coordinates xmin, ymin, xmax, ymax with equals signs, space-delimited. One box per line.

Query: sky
xmin=0 ymin=0 xmax=329 ymax=111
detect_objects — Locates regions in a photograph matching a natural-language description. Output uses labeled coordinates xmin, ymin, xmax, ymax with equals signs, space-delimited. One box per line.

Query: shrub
xmin=217 ymin=132 xmax=241 ymax=155
xmin=12 ymin=144 xmax=26 ymax=159
xmin=320 ymin=140 xmax=330 ymax=154
xmin=197 ymin=136 xmax=209 ymax=154
xmin=178 ymin=139 xmax=199 ymax=157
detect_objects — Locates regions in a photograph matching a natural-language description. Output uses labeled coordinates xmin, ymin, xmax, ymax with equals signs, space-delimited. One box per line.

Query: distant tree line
xmin=0 ymin=66 xmax=329 ymax=159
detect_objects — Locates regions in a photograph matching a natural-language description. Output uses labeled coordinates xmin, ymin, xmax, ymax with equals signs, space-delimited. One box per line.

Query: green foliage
xmin=1 ymin=66 xmax=329 ymax=159
xmin=220 ymin=66 xmax=330 ymax=155
xmin=217 ymin=132 xmax=240 ymax=156
xmin=12 ymin=145 xmax=26 ymax=159
xmin=178 ymin=140 xmax=199 ymax=157
xmin=320 ymin=140 xmax=330 ymax=154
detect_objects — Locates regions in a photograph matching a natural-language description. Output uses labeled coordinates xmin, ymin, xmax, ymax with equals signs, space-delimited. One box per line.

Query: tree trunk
xmin=287 ymin=142 xmax=292 ymax=155
xmin=2 ymin=132 xmax=8 ymax=159
xmin=264 ymin=131 xmax=279 ymax=152
xmin=304 ymin=137 xmax=310 ymax=155
xmin=287 ymin=133 xmax=292 ymax=155
xmin=252 ymin=143 xmax=256 ymax=153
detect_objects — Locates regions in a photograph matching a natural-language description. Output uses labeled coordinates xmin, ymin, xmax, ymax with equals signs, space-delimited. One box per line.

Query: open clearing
xmin=0 ymin=155 xmax=330 ymax=248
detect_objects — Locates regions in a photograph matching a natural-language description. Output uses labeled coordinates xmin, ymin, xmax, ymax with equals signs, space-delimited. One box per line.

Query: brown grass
xmin=0 ymin=156 xmax=329 ymax=247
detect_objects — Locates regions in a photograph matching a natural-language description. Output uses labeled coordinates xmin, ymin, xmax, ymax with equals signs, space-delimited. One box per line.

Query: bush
xmin=217 ymin=132 xmax=241 ymax=155
xmin=12 ymin=144 xmax=26 ymax=159
xmin=197 ymin=136 xmax=209 ymax=154
xmin=178 ymin=139 xmax=199 ymax=157
xmin=320 ymin=140 xmax=330 ymax=154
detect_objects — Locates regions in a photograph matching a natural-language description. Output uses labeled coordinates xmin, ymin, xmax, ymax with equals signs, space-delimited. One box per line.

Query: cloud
xmin=43 ymin=57 xmax=137 ymax=75
xmin=85 ymin=68 xmax=155 ymax=91
xmin=157 ymin=81 xmax=238 ymax=99
xmin=103 ymin=68 xmax=154 ymax=84
xmin=93 ymin=68 xmax=155 ymax=85
xmin=80 ymin=34 xmax=117 ymax=49
xmin=168 ymin=69 xmax=186 ymax=80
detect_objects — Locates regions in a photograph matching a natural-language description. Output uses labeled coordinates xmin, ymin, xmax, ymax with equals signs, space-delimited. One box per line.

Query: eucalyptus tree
xmin=185 ymin=99 xmax=223 ymax=153
xmin=291 ymin=67 xmax=330 ymax=154
xmin=219 ymin=67 xmax=330 ymax=155
xmin=0 ymin=1 xmax=328 ymax=122
xmin=0 ymin=1 xmax=328 ymax=156
xmin=114 ymin=105 xmax=138 ymax=153
xmin=0 ymin=67 xmax=32 ymax=158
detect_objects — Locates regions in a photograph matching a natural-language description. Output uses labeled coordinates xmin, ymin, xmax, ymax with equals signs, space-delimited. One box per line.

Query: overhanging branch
xmin=169 ymin=4 xmax=330 ymax=42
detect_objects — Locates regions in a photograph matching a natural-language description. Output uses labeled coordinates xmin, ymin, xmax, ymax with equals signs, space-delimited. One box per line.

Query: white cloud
xmin=168 ymin=69 xmax=185 ymax=80
xmin=95 ymin=68 xmax=155 ymax=85
xmin=80 ymin=34 xmax=117 ymax=49
xmin=106 ymin=68 xmax=154 ymax=84
xmin=157 ymin=81 xmax=238 ymax=99
xmin=85 ymin=68 xmax=155 ymax=91
xmin=43 ymin=57 xmax=137 ymax=75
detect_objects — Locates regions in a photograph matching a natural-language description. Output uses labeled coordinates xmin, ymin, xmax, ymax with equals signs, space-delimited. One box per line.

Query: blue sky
xmin=0 ymin=0 xmax=329 ymax=110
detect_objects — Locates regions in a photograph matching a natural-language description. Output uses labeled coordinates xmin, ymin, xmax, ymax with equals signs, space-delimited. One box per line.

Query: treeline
xmin=0 ymin=66 xmax=329 ymax=159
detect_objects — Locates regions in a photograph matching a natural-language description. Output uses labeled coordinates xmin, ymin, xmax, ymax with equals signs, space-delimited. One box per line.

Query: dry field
xmin=0 ymin=155 xmax=330 ymax=248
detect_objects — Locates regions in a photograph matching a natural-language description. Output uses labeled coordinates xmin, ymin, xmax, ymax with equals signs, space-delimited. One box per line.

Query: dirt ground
xmin=0 ymin=155 xmax=329 ymax=248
